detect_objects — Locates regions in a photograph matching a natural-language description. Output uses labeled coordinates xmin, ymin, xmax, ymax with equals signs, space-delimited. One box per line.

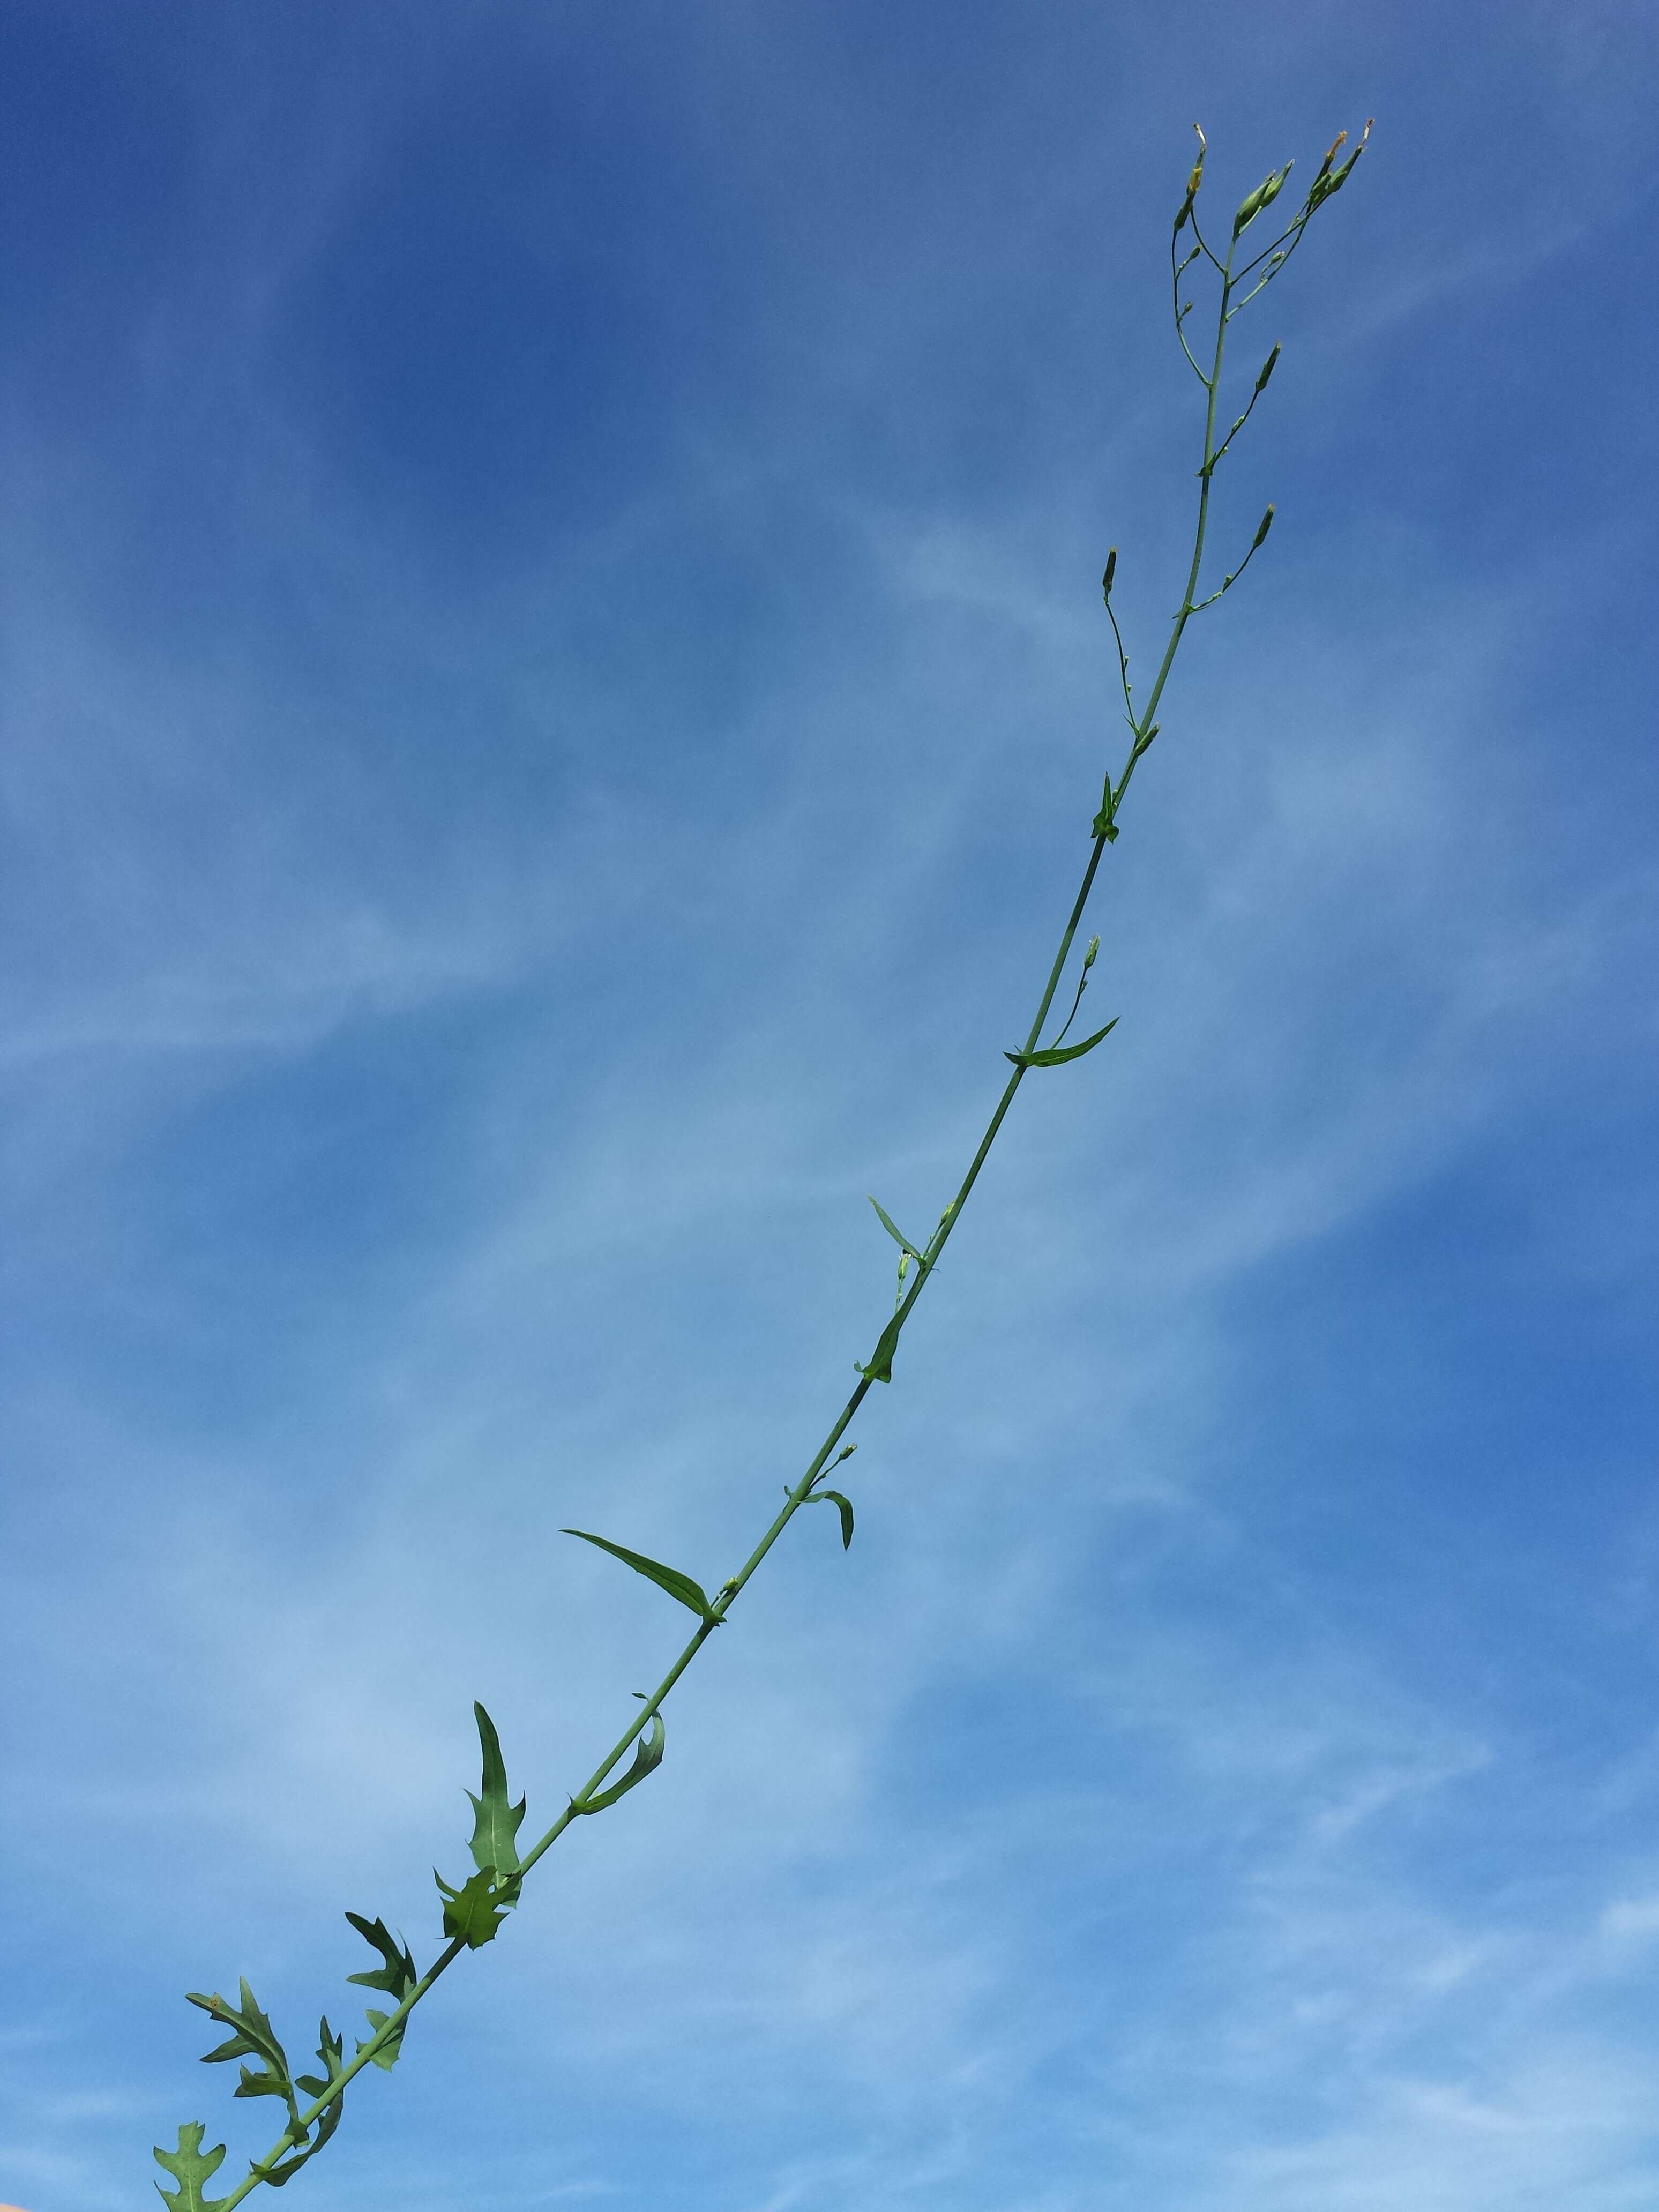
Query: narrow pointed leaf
xmin=435 ymin=1865 xmax=519 ymax=1948
xmin=577 ymin=1710 xmax=666 ymax=1813
xmin=1005 ymin=1017 xmax=1119 ymax=1069
xmin=153 ymin=2122 xmax=230 ymax=2212
xmin=808 ymin=1488 xmax=855 ymax=1549
xmin=561 ymin=1529 xmax=718 ymax=1621
xmin=867 ymin=1195 xmax=922 ymax=1259
xmin=465 ymin=1701 xmax=526 ymax=1882
xmin=858 ymin=1312 xmax=902 ymax=1384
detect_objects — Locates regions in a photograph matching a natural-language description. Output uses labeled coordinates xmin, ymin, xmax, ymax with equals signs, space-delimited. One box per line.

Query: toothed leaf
xmin=808 ymin=1488 xmax=855 ymax=1549
xmin=866 ymin=1196 xmax=922 ymax=1259
xmin=435 ymin=1865 xmax=519 ymax=1948
xmin=561 ymin=1529 xmax=718 ymax=1621
xmin=356 ymin=2007 xmax=408 ymax=2071
xmin=577 ymin=1710 xmax=665 ymax=1813
xmin=294 ymin=2016 xmax=346 ymax=2104
xmin=345 ymin=1912 xmax=417 ymax=2001
xmin=1005 ymin=1017 xmax=1119 ymax=1068
xmin=465 ymin=1701 xmax=526 ymax=1882
xmin=153 ymin=2122 xmax=229 ymax=2212
xmin=250 ymin=2061 xmax=345 ymax=2185
xmin=186 ymin=1979 xmax=293 ymax=2103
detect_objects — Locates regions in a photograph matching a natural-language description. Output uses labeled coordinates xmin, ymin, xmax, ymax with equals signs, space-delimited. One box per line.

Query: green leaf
xmin=561 ymin=1529 xmax=718 ymax=1621
xmin=576 ymin=1710 xmax=665 ymax=1813
xmin=435 ymin=1865 xmax=519 ymax=1948
xmin=346 ymin=1918 xmax=417 ymax=2068
xmin=186 ymin=1979 xmax=293 ymax=2104
xmin=345 ymin=1912 xmax=418 ymax=2000
xmin=253 ymin=2024 xmax=346 ymax=2189
xmin=153 ymin=2121 xmax=229 ymax=2212
xmin=294 ymin=2015 xmax=346 ymax=2104
xmin=807 ymin=1488 xmax=855 ymax=1549
xmin=866 ymin=1196 xmax=922 ymax=1259
xmin=1005 ymin=1017 xmax=1119 ymax=1069
xmin=356 ymin=2006 xmax=408 ymax=2072
xmin=465 ymin=1701 xmax=527 ymax=1884
xmin=857 ymin=1312 xmax=902 ymax=1384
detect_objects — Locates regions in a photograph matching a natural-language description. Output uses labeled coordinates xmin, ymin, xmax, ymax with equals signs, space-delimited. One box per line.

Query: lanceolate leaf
xmin=866 ymin=1195 xmax=922 ymax=1259
xmin=561 ymin=1529 xmax=718 ymax=1621
xmin=434 ymin=1865 xmax=519 ymax=1949
xmin=576 ymin=1710 xmax=666 ymax=1813
xmin=153 ymin=2121 xmax=230 ymax=2212
xmin=465 ymin=1702 xmax=527 ymax=1883
xmin=806 ymin=1488 xmax=855 ymax=1549
xmin=1005 ymin=1017 xmax=1119 ymax=1069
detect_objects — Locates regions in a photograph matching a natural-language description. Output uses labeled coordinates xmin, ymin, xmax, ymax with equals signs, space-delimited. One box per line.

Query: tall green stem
xmin=209 ymin=182 xmax=1288 ymax=2209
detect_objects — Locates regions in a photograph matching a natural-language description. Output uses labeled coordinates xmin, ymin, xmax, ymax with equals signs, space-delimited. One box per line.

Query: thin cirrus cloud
xmin=1 ymin=4 xmax=1656 ymax=2211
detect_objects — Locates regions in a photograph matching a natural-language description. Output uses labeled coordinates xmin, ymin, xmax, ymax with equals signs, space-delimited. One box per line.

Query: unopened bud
xmin=1233 ymin=162 xmax=1292 ymax=238
xmin=1252 ymin=503 xmax=1276 ymax=550
xmin=1082 ymin=935 xmax=1100 ymax=972
xmin=1102 ymin=548 xmax=1117 ymax=597
xmin=1255 ymin=342 xmax=1282 ymax=393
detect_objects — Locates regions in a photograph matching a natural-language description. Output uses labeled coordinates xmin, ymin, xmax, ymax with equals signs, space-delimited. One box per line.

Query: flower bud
xmin=1175 ymin=123 xmax=1207 ymax=233
xmin=1233 ymin=162 xmax=1292 ymax=238
xmin=1082 ymin=935 xmax=1100 ymax=973
xmin=1102 ymin=548 xmax=1117 ymax=598
xmin=1251 ymin=503 xmax=1276 ymax=550
xmin=1255 ymin=342 xmax=1282 ymax=393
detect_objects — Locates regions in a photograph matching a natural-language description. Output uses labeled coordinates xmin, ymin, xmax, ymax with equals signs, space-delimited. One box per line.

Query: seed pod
xmin=1102 ymin=547 xmax=1117 ymax=597
xmin=1255 ymin=342 xmax=1282 ymax=393
xmin=1251 ymin=503 xmax=1276 ymax=550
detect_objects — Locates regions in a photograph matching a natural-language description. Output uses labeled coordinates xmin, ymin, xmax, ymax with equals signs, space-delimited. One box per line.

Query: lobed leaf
xmin=253 ymin=2026 xmax=346 ymax=2189
xmin=576 ymin=1710 xmax=666 ymax=1813
xmin=345 ymin=1916 xmax=418 ymax=2069
xmin=561 ymin=1529 xmax=719 ymax=1621
xmin=465 ymin=1701 xmax=527 ymax=1884
xmin=1005 ymin=1017 xmax=1119 ymax=1069
xmin=435 ymin=1865 xmax=520 ymax=1949
xmin=153 ymin=2121 xmax=229 ymax=2212
xmin=186 ymin=1979 xmax=293 ymax=2105
xmin=356 ymin=2006 xmax=408 ymax=2072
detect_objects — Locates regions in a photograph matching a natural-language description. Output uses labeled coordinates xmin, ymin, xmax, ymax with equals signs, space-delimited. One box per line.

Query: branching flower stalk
xmin=154 ymin=122 xmax=1371 ymax=2210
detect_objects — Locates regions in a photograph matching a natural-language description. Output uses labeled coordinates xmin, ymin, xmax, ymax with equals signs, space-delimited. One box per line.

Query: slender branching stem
xmin=163 ymin=125 xmax=1369 ymax=2207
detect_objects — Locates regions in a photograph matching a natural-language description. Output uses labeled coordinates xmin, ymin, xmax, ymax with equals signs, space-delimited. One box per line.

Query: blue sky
xmin=2 ymin=3 xmax=1656 ymax=2208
